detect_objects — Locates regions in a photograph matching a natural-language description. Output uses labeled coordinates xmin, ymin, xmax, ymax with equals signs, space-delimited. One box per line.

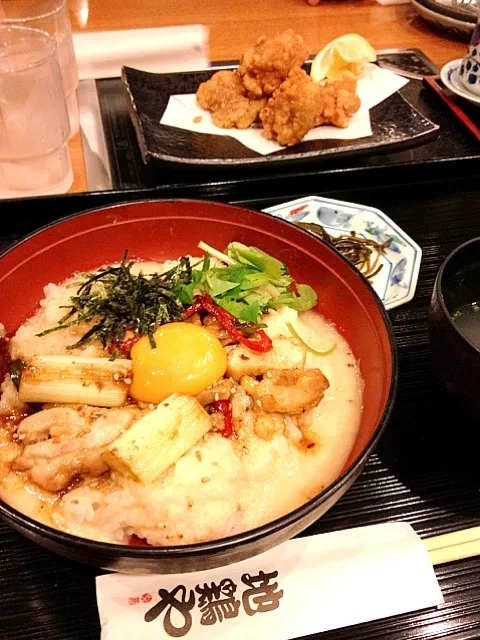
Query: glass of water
xmin=0 ymin=25 xmax=73 ymax=197
xmin=1 ymin=0 xmax=79 ymax=135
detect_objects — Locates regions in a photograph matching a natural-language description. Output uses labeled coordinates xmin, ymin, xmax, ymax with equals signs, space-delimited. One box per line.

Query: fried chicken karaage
xmin=260 ymin=69 xmax=361 ymax=146
xmin=195 ymin=31 xmax=362 ymax=145
xmin=196 ymin=70 xmax=265 ymax=129
xmin=315 ymin=78 xmax=361 ymax=129
xmin=238 ymin=29 xmax=310 ymax=97
xmin=260 ymin=68 xmax=324 ymax=147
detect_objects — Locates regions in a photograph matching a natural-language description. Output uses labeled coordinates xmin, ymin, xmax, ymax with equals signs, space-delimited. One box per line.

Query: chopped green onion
xmin=198 ymin=241 xmax=238 ymax=266
xmin=194 ymin=241 xmax=317 ymax=324
xmin=286 ymin=321 xmax=336 ymax=356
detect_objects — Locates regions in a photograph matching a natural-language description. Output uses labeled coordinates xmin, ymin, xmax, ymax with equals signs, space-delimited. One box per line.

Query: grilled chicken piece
xmin=240 ymin=368 xmax=329 ymax=414
xmin=12 ymin=406 xmax=142 ymax=491
xmin=196 ymin=379 xmax=236 ymax=406
xmin=225 ymin=337 xmax=305 ymax=380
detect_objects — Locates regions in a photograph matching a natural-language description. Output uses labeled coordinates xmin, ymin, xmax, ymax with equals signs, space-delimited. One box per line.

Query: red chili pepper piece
xmin=121 ymin=336 xmax=141 ymax=352
xmin=129 ymin=534 xmax=152 ymax=547
xmin=184 ymin=294 xmax=272 ymax=352
xmin=108 ymin=332 xmax=142 ymax=355
xmin=236 ymin=329 xmax=272 ymax=352
xmin=183 ymin=298 xmax=204 ymax=317
xmin=212 ymin=399 xmax=233 ymax=438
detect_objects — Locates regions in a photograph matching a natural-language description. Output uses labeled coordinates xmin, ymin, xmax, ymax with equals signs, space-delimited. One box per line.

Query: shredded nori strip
xmin=36 ymin=252 xmax=193 ymax=355
xmin=293 ymin=221 xmax=392 ymax=279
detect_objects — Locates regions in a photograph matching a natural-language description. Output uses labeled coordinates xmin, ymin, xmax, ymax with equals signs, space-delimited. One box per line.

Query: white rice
xmin=0 ymin=262 xmax=363 ymax=545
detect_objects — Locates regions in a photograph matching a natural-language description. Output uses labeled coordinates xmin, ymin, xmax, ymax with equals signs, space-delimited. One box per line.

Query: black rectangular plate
xmin=375 ymin=48 xmax=440 ymax=78
xmin=121 ymin=64 xmax=440 ymax=170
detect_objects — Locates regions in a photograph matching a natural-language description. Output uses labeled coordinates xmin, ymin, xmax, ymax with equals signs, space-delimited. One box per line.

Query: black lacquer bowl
xmin=429 ymin=237 xmax=480 ymax=421
xmin=0 ymin=199 xmax=397 ymax=574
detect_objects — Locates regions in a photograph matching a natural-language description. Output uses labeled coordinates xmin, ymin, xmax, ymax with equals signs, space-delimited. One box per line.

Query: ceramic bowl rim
xmin=410 ymin=0 xmax=479 ymax=23
xmin=435 ymin=235 xmax=480 ymax=355
xmin=0 ymin=198 xmax=398 ymax=559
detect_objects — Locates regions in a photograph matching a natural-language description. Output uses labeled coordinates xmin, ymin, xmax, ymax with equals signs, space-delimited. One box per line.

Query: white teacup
xmin=458 ymin=17 xmax=480 ymax=96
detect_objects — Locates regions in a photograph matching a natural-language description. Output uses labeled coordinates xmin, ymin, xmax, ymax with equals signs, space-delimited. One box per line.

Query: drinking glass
xmin=0 ymin=25 xmax=73 ymax=197
xmin=0 ymin=0 xmax=79 ymax=135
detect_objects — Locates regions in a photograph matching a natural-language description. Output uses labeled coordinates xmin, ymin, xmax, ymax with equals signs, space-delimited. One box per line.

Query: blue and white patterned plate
xmin=263 ymin=196 xmax=422 ymax=311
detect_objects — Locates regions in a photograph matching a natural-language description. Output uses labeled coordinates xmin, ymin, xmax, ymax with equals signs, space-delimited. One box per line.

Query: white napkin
xmin=77 ymin=79 xmax=112 ymax=191
xmin=73 ymin=25 xmax=209 ymax=80
xmin=159 ymin=64 xmax=409 ymax=155
xmin=96 ymin=522 xmax=443 ymax=640
xmin=76 ymin=25 xmax=211 ymax=191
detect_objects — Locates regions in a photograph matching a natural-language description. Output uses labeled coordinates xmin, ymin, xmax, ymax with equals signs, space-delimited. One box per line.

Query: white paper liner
xmin=159 ymin=64 xmax=409 ymax=155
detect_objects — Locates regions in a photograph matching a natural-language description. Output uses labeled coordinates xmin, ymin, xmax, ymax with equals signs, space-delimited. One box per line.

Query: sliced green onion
xmin=286 ymin=321 xmax=336 ymax=356
xmin=198 ymin=241 xmax=238 ymax=266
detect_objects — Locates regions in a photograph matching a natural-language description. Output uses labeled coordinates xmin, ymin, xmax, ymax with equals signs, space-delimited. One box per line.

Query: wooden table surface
xmin=66 ymin=0 xmax=470 ymax=193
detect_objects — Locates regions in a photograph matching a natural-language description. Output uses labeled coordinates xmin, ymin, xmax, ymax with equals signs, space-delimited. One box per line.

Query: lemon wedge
xmin=310 ymin=34 xmax=377 ymax=83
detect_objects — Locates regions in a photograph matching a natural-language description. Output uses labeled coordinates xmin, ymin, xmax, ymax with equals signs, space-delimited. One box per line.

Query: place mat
xmin=1 ymin=173 xmax=480 ymax=640
xmin=96 ymin=58 xmax=480 ymax=193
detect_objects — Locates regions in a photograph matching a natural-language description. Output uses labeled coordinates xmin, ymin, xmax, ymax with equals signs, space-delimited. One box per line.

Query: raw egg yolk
xmin=129 ymin=323 xmax=227 ymax=404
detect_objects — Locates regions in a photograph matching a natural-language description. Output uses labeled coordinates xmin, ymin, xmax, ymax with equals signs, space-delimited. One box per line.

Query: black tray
xmin=2 ymin=173 xmax=480 ymax=640
xmin=96 ymin=62 xmax=480 ymax=193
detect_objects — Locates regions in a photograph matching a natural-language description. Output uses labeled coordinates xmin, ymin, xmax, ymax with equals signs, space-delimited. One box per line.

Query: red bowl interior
xmin=0 ymin=199 xmax=395 ymax=476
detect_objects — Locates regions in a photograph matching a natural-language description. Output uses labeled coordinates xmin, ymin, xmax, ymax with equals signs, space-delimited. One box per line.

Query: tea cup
xmin=458 ymin=16 xmax=480 ymax=96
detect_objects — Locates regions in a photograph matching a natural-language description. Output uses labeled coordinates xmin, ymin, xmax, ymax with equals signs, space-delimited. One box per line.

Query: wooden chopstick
xmin=424 ymin=526 xmax=480 ymax=565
